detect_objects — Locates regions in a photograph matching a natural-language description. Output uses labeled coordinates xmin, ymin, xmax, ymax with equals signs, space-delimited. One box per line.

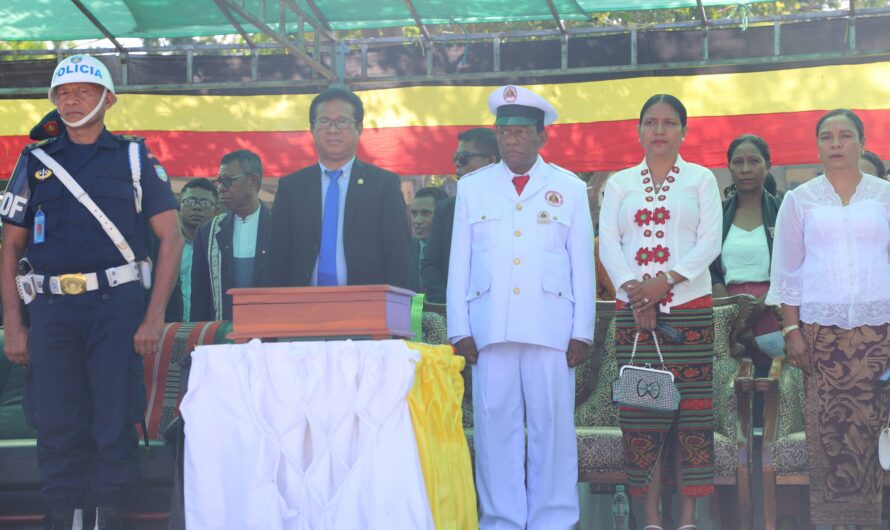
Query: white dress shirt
xmin=311 ymin=158 xmax=354 ymax=286
xmin=765 ymin=174 xmax=890 ymax=328
xmin=721 ymin=224 xmax=771 ymax=284
xmin=598 ymin=155 xmax=722 ymax=312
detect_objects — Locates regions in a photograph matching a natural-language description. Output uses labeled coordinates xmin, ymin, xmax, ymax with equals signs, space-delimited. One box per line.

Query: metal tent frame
xmin=1 ymin=2 xmax=889 ymax=94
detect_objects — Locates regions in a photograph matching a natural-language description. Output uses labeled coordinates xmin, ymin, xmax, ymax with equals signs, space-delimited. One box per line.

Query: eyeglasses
xmin=453 ymin=151 xmax=490 ymax=166
xmin=313 ymin=117 xmax=357 ymax=130
xmin=495 ymin=126 xmax=535 ymax=140
xmin=181 ymin=197 xmax=216 ymax=209
xmin=212 ymin=172 xmax=252 ymax=190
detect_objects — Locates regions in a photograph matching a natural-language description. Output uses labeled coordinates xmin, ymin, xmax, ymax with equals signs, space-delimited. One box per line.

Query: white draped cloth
xmin=765 ymin=174 xmax=890 ymax=328
xmin=181 ymin=339 xmax=434 ymax=530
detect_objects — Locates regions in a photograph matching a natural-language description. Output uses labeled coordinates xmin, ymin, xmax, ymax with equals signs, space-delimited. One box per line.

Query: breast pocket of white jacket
xmin=536 ymin=211 xmax=572 ymax=253
xmin=467 ymin=205 xmax=502 ymax=253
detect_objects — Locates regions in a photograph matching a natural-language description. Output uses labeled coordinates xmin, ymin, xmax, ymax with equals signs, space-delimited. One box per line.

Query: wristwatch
xmin=782 ymin=324 xmax=800 ymax=337
xmin=664 ymin=271 xmax=677 ymax=287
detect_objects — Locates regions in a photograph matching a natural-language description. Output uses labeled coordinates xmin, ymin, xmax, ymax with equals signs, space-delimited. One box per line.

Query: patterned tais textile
xmin=141 ymin=321 xmax=232 ymax=439
xmin=802 ymin=322 xmax=890 ymax=526
xmin=615 ymin=297 xmax=715 ymax=497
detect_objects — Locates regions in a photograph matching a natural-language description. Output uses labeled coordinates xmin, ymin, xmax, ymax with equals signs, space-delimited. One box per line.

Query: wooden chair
xmin=574 ymin=295 xmax=758 ymax=530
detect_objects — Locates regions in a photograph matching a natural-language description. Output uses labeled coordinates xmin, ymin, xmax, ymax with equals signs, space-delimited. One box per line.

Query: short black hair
xmin=639 ymin=94 xmax=687 ymax=127
xmin=816 ymin=109 xmax=865 ymax=141
xmin=414 ymin=187 xmax=449 ymax=206
xmin=309 ymin=87 xmax=364 ymax=125
xmin=458 ymin=128 xmax=500 ymax=161
xmin=182 ymin=177 xmax=218 ymax=199
xmin=220 ymin=149 xmax=263 ymax=178
xmin=727 ymin=134 xmax=771 ymax=166
xmin=861 ymin=150 xmax=886 ymax=178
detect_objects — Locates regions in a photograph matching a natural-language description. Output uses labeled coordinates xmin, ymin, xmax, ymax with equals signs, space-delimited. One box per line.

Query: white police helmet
xmin=48 ymin=54 xmax=116 ymax=128
xmin=48 ymin=54 xmax=115 ymax=103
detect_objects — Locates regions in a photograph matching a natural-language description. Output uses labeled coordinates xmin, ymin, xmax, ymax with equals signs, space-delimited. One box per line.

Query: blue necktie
xmin=318 ymin=169 xmax=342 ymax=286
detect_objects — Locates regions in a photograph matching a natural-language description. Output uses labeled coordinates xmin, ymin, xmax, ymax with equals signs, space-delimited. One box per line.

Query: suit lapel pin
xmin=357 ymin=178 xmax=364 ymax=185
xmin=537 ymin=210 xmax=551 ymax=224
xmin=545 ymin=190 xmax=563 ymax=207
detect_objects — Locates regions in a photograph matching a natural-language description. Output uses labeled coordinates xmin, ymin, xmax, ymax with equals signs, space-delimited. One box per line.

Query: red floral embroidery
xmin=643 ymin=229 xmax=652 ymax=237
xmin=641 ymin=169 xmax=649 ymax=176
xmin=642 ymin=273 xmax=652 ymax=280
xmin=661 ymin=185 xmax=670 ymax=192
xmin=645 ymin=196 xmax=654 ymax=202
xmin=660 ymin=291 xmax=674 ymax=306
xmin=645 ymin=186 xmax=653 ymax=193
xmin=652 ymin=244 xmax=670 ymax=264
xmin=658 ymin=194 xmax=667 ymax=201
xmin=635 ymin=247 xmax=652 ymax=266
xmin=642 ymin=177 xmax=651 ymax=184
xmin=656 ymin=230 xmax=664 ymax=238
xmin=652 ymin=207 xmax=670 ymax=224
xmin=634 ymin=209 xmax=652 ymax=227
xmin=666 ymin=176 xmax=675 ymax=183
xmin=672 ymin=165 xmax=679 ymax=173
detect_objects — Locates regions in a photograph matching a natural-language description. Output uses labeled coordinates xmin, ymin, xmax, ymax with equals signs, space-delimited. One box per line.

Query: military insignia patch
xmin=545 ymin=190 xmax=563 ymax=207
xmin=154 ymin=164 xmax=168 ymax=182
xmin=35 ymin=168 xmax=53 ymax=181
xmin=503 ymin=86 xmax=518 ymax=103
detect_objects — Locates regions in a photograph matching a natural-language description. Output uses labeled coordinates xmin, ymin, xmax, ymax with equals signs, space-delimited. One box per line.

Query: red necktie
xmin=512 ymin=175 xmax=530 ymax=196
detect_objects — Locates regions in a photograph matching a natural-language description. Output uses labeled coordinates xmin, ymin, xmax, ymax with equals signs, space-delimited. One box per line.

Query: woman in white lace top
xmin=765 ymin=108 xmax=890 ymax=530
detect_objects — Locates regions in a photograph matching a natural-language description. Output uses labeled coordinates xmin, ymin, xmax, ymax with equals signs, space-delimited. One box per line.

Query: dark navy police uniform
xmin=0 ymin=128 xmax=178 ymax=511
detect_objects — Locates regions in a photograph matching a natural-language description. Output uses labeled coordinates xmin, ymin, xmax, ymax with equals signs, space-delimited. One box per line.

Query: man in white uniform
xmin=447 ymin=85 xmax=594 ymax=530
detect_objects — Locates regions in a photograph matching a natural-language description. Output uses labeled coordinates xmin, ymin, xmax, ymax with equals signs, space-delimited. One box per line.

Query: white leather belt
xmin=34 ymin=261 xmax=145 ymax=296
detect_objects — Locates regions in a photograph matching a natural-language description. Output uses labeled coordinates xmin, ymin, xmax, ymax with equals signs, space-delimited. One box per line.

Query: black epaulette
xmin=117 ymin=133 xmax=145 ymax=143
xmin=24 ymin=136 xmax=60 ymax=151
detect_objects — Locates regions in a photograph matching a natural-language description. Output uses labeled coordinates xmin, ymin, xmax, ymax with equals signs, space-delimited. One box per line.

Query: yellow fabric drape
xmin=405 ymin=342 xmax=478 ymax=530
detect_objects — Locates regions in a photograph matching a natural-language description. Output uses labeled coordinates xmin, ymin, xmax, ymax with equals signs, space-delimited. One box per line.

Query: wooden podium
xmin=227 ymin=285 xmax=416 ymax=342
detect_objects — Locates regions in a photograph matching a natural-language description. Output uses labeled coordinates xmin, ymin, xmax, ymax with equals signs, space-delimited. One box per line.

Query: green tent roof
xmin=1 ymin=0 xmax=772 ymax=41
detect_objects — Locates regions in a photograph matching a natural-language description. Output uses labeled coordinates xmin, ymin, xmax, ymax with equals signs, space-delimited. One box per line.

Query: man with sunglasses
xmin=421 ymin=128 xmax=499 ymax=303
xmin=190 ymin=149 xmax=272 ymax=321
xmin=447 ymin=86 xmax=594 ymax=530
xmin=266 ymin=87 xmax=411 ymax=290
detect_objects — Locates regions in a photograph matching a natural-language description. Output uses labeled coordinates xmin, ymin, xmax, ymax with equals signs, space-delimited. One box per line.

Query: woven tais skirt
xmin=615 ymin=296 xmax=715 ymax=497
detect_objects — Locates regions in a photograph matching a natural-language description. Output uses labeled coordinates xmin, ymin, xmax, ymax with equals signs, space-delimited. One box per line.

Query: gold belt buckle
xmin=58 ymin=273 xmax=87 ymax=295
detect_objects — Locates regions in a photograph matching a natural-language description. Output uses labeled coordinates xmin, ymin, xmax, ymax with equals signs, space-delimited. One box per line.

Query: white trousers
xmin=181 ymin=339 xmax=434 ymax=530
xmin=473 ymin=342 xmax=579 ymax=530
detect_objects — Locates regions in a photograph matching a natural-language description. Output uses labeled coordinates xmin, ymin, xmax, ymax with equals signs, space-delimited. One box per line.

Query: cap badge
xmin=545 ymin=190 xmax=563 ymax=207
xmin=35 ymin=168 xmax=53 ymax=181
xmin=503 ymin=86 xmax=518 ymax=103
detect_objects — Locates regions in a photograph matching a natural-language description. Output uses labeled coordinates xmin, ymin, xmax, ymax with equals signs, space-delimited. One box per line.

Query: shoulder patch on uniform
xmin=154 ymin=164 xmax=168 ymax=182
xmin=117 ymin=134 xmax=145 ymax=143
xmin=24 ymin=136 xmax=59 ymax=150
xmin=548 ymin=162 xmax=581 ymax=180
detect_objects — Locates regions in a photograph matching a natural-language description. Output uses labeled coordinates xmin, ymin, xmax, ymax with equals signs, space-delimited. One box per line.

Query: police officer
xmin=447 ymin=86 xmax=594 ymax=530
xmin=0 ymin=55 xmax=182 ymax=530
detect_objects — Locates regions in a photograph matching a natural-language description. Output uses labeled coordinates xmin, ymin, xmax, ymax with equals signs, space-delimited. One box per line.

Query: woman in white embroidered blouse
xmin=765 ymin=109 xmax=890 ymax=530
xmin=599 ymin=94 xmax=722 ymax=530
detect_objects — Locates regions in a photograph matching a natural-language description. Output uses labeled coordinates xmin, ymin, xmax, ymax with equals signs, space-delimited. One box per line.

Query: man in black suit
xmin=191 ymin=150 xmax=272 ymax=321
xmin=266 ymin=88 xmax=412 ymax=289
xmin=421 ymin=128 xmax=499 ymax=302
xmin=409 ymin=187 xmax=449 ymax=293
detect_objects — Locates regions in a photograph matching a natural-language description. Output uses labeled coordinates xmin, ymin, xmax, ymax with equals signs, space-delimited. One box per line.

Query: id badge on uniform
xmin=33 ymin=209 xmax=46 ymax=244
